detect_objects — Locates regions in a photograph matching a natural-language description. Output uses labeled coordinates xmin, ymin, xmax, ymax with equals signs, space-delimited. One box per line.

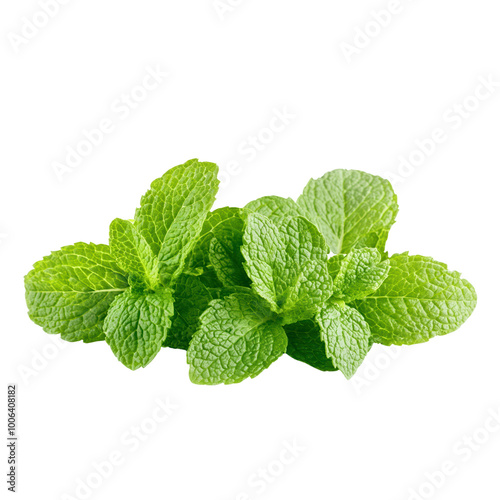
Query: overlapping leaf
xmin=330 ymin=248 xmax=390 ymax=302
xmin=187 ymin=292 xmax=287 ymax=385
xmin=105 ymin=289 xmax=174 ymax=369
xmin=241 ymin=213 xmax=333 ymax=324
xmin=25 ymin=243 xmax=129 ymax=343
xmin=297 ymin=169 xmax=399 ymax=254
xmin=354 ymin=253 xmax=477 ymax=346
xmin=317 ymin=302 xmax=372 ymax=379
xmin=134 ymin=159 xmax=219 ymax=285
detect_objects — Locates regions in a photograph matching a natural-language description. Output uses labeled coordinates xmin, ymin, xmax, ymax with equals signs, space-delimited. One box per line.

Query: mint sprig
xmin=25 ymin=160 xmax=477 ymax=384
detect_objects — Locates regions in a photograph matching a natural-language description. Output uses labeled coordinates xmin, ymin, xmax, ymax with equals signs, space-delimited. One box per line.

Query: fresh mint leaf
xmin=109 ymin=218 xmax=159 ymax=289
xmin=134 ymin=159 xmax=219 ymax=285
xmin=241 ymin=213 xmax=333 ymax=324
xmin=245 ymin=196 xmax=304 ymax=221
xmin=355 ymin=228 xmax=390 ymax=258
xmin=163 ymin=274 xmax=214 ymax=350
xmin=353 ymin=253 xmax=477 ymax=346
xmin=187 ymin=292 xmax=287 ymax=385
xmin=316 ymin=302 xmax=372 ymax=379
xmin=297 ymin=169 xmax=398 ymax=254
xmin=327 ymin=254 xmax=346 ymax=281
xmin=209 ymin=237 xmax=251 ymax=287
xmin=188 ymin=207 xmax=246 ymax=284
xmin=104 ymin=289 xmax=174 ymax=369
xmin=285 ymin=320 xmax=338 ymax=372
xmin=206 ymin=285 xmax=253 ymax=301
xmin=330 ymin=248 xmax=390 ymax=302
xmin=25 ymin=243 xmax=129 ymax=343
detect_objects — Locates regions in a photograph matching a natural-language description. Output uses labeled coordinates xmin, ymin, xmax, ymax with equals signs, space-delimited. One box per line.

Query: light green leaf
xmin=353 ymin=253 xmax=477 ymax=346
xmin=297 ymin=169 xmax=399 ymax=254
xmin=330 ymin=248 xmax=390 ymax=302
xmin=317 ymin=302 xmax=372 ymax=379
xmin=134 ymin=159 xmax=219 ymax=284
xmin=24 ymin=243 xmax=129 ymax=343
xmin=285 ymin=320 xmax=338 ymax=372
xmin=327 ymin=254 xmax=347 ymax=281
xmin=109 ymin=218 xmax=158 ymax=289
xmin=104 ymin=289 xmax=174 ymax=369
xmin=187 ymin=292 xmax=287 ymax=385
xmin=241 ymin=213 xmax=333 ymax=324
xmin=163 ymin=274 xmax=214 ymax=350
xmin=355 ymin=228 xmax=390 ymax=257
xmin=245 ymin=196 xmax=304 ymax=221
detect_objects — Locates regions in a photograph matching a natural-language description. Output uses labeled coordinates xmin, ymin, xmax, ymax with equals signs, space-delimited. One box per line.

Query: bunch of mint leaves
xmin=25 ymin=159 xmax=477 ymax=385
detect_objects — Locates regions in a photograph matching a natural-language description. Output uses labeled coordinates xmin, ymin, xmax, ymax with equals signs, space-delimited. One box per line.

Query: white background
xmin=1 ymin=1 xmax=499 ymax=499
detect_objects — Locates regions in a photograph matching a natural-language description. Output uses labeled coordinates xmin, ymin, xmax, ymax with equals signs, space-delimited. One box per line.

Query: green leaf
xmin=197 ymin=267 xmax=224 ymax=288
xmin=327 ymin=254 xmax=346 ymax=281
xmin=189 ymin=207 xmax=245 ymax=266
xmin=187 ymin=206 xmax=248 ymax=287
xmin=163 ymin=274 xmax=214 ymax=350
xmin=241 ymin=213 xmax=333 ymax=324
xmin=134 ymin=159 xmax=219 ymax=285
xmin=316 ymin=302 xmax=372 ymax=379
xmin=245 ymin=196 xmax=304 ymax=221
xmin=209 ymin=237 xmax=250 ymax=287
xmin=207 ymin=285 xmax=252 ymax=301
xmin=285 ymin=320 xmax=338 ymax=372
xmin=187 ymin=292 xmax=287 ymax=385
xmin=104 ymin=289 xmax=174 ymax=369
xmin=297 ymin=169 xmax=399 ymax=254
xmin=353 ymin=253 xmax=477 ymax=346
xmin=24 ymin=243 xmax=129 ymax=343
xmin=330 ymin=248 xmax=390 ymax=302
xmin=109 ymin=218 xmax=159 ymax=289
xmin=355 ymin=228 xmax=390 ymax=257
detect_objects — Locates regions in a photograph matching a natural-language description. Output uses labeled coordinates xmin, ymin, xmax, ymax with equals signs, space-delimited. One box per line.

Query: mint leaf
xmin=187 ymin=207 xmax=250 ymax=288
xmin=187 ymin=292 xmax=287 ymax=385
xmin=209 ymin=237 xmax=250 ymax=287
xmin=134 ymin=159 xmax=219 ymax=284
xmin=355 ymin=228 xmax=390 ymax=257
xmin=285 ymin=320 xmax=338 ymax=372
xmin=24 ymin=243 xmax=129 ymax=343
xmin=327 ymin=254 xmax=346 ymax=281
xmin=104 ymin=289 xmax=174 ymax=369
xmin=241 ymin=213 xmax=333 ymax=324
xmin=297 ymin=169 xmax=398 ymax=254
xmin=245 ymin=196 xmax=304 ymax=221
xmin=353 ymin=253 xmax=477 ymax=346
xmin=316 ymin=302 xmax=372 ymax=379
xmin=330 ymin=248 xmax=390 ymax=302
xmin=189 ymin=206 xmax=244 ymax=263
xmin=109 ymin=218 xmax=158 ymax=289
xmin=163 ymin=274 xmax=214 ymax=350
